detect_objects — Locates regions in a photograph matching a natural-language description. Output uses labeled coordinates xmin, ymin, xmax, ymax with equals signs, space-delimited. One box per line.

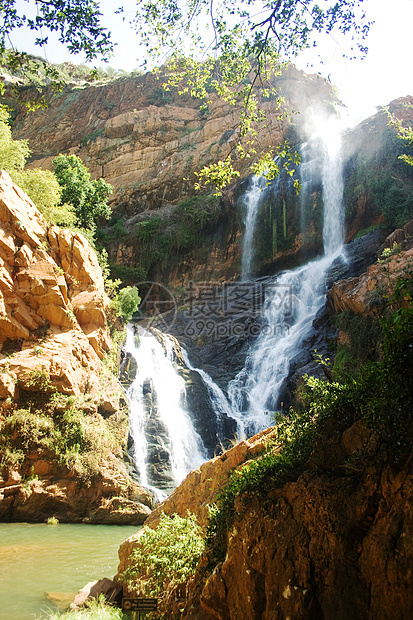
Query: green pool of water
xmin=0 ymin=522 xmax=138 ymax=620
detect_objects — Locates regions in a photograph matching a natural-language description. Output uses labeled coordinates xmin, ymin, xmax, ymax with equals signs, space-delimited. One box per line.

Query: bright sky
xmin=9 ymin=0 xmax=413 ymax=127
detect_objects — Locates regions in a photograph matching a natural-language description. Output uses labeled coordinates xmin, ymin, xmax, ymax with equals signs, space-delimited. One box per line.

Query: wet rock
xmin=119 ymin=351 xmax=137 ymax=386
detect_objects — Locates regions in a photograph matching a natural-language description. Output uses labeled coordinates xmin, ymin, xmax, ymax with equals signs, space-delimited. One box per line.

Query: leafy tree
xmin=53 ymin=153 xmax=112 ymax=230
xmin=0 ymin=105 xmax=30 ymax=170
xmin=0 ymin=0 xmax=113 ymax=107
xmin=13 ymin=168 xmax=76 ymax=226
xmin=112 ymin=286 xmax=142 ymax=323
xmin=0 ymin=104 xmax=71 ymax=223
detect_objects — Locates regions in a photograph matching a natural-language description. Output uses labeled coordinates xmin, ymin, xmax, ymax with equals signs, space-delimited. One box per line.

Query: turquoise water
xmin=0 ymin=523 xmax=138 ymax=620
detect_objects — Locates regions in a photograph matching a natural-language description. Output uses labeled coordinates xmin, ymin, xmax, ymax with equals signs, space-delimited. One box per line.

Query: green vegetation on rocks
xmin=0 ymin=392 xmax=128 ymax=485
xmin=122 ymin=513 xmax=205 ymax=598
xmin=101 ymin=192 xmax=223 ymax=281
xmin=345 ymin=128 xmax=413 ymax=229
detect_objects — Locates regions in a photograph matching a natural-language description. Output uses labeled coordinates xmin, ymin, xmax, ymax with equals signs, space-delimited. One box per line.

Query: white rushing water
xmin=321 ymin=118 xmax=345 ymax=255
xmin=181 ymin=348 xmax=235 ymax=440
xmin=241 ymin=175 xmax=267 ymax=280
xmin=227 ymin=117 xmax=345 ymax=438
xmin=124 ymin=325 xmax=207 ymax=492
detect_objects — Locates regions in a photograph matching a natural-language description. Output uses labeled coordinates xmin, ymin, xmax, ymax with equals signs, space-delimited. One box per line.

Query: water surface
xmin=0 ymin=522 xmax=138 ymax=620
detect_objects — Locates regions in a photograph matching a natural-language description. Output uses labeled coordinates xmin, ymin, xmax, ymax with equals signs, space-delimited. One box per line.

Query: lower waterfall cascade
xmin=124 ymin=115 xmax=348 ymax=490
xmin=123 ymin=325 xmax=207 ymax=495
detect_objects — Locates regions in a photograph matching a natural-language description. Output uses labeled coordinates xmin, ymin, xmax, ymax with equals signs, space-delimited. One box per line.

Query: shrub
xmin=112 ymin=286 xmax=141 ymax=323
xmin=122 ymin=513 xmax=205 ymax=598
xmin=0 ymin=397 xmax=127 ymax=484
xmin=109 ymin=263 xmax=148 ymax=285
xmin=134 ymin=216 xmax=161 ymax=242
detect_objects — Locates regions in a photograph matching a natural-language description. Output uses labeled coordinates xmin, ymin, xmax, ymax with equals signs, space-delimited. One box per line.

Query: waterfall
xmin=228 ymin=117 xmax=345 ymax=438
xmin=241 ymin=176 xmax=266 ymax=280
xmin=123 ymin=116 xmax=346 ymax=486
xmin=181 ymin=348 xmax=236 ymax=441
xmin=124 ymin=325 xmax=207 ymax=494
xmin=321 ymin=118 xmax=345 ymax=254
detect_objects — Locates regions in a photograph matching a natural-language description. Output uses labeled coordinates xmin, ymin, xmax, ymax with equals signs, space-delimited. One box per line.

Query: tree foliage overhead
xmin=1 ymin=1 xmax=372 ymax=186
xmin=0 ymin=0 xmax=113 ymax=107
xmin=130 ymin=0 xmax=371 ymax=189
xmin=134 ymin=0 xmax=370 ymax=62
xmin=0 ymin=0 xmax=112 ymax=60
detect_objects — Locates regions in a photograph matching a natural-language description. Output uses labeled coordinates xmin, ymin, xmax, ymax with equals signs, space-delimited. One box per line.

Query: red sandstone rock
xmin=328 ymin=245 xmax=413 ymax=316
xmin=0 ymin=171 xmax=113 ymax=399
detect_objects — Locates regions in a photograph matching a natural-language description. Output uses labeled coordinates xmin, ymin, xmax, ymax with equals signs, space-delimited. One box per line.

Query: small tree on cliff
xmin=53 ymin=153 xmax=112 ymax=230
xmin=0 ymin=104 xmax=72 ymax=224
xmin=112 ymin=286 xmax=142 ymax=323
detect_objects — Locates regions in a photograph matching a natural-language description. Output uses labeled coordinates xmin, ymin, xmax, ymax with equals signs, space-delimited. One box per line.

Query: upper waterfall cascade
xmin=227 ymin=118 xmax=345 ymax=437
xmin=241 ymin=175 xmax=267 ymax=281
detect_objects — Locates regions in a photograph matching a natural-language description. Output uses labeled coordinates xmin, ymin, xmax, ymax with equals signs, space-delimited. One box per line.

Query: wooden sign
xmin=122 ymin=598 xmax=158 ymax=612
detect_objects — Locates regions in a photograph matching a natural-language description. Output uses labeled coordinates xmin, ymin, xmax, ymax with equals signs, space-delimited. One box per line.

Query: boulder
xmin=71 ymin=578 xmax=123 ymax=610
xmin=328 ymin=246 xmax=413 ymax=316
xmin=88 ymin=497 xmax=152 ymax=525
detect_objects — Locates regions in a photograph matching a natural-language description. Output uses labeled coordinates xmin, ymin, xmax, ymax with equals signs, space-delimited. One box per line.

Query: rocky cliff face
xmin=9 ymin=64 xmax=338 ymax=284
xmin=9 ymin=72 xmax=413 ymax=287
xmin=185 ymin=424 xmax=413 ymax=620
xmin=0 ymin=172 xmax=155 ymax=523
xmin=11 ymin=65 xmax=333 ymax=208
xmin=329 ymin=220 xmax=413 ymax=316
xmin=0 ymin=170 xmax=111 ymax=399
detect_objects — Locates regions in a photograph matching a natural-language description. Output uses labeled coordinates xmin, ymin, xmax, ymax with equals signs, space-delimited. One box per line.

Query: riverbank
xmin=0 ymin=522 xmax=138 ymax=620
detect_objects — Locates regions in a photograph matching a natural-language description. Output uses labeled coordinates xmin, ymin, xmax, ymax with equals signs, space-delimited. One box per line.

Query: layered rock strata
xmin=0 ymin=172 xmax=154 ymax=523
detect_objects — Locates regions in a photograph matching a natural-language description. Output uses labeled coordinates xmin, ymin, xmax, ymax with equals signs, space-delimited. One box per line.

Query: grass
xmin=43 ymin=597 xmax=126 ymax=620
xmin=353 ymin=223 xmax=386 ymax=239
